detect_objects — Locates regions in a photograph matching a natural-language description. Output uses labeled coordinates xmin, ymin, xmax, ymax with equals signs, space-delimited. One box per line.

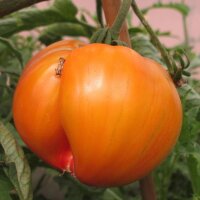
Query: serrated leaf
xmin=0 ymin=37 xmax=23 ymax=67
xmin=0 ymin=9 xmax=66 ymax=37
xmin=5 ymin=123 xmax=25 ymax=147
xmin=39 ymin=22 xmax=90 ymax=45
xmin=131 ymin=35 xmax=162 ymax=63
xmin=0 ymin=122 xmax=32 ymax=200
xmin=52 ymin=0 xmax=77 ymax=20
xmin=178 ymin=85 xmax=200 ymax=144
xmin=188 ymin=153 xmax=200 ymax=196
xmin=179 ymin=84 xmax=200 ymax=108
xmin=0 ymin=0 xmax=78 ymax=37
xmin=0 ymin=170 xmax=13 ymax=200
xmin=179 ymin=108 xmax=200 ymax=145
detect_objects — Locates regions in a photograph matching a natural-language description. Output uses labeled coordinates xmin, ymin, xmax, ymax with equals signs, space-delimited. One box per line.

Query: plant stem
xmin=131 ymin=0 xmax=174 ymax=75
xmin=102 ymin=0 xmax=131 ymax=46
xmin=140 ymin=175 xmax=157 ymax=200
xmin=182 ymin=15 xmax=189 ymax=46
xmin=181 ymin=0 xmax=189 ymax=46
xmin=0 ymin=68 xmax=20 ymax=76
xmin=109 ymin=0 xmax=132 ymax=39
xmin=96 ymin=0 xmax=104 ymax=27
xmin=160 ymin=154 xmax=178 ymax=200
xmin=102 ymin=1 xmax=156 ymax=199
xmin=0 ymin=0 xmax=49 ymax=17
xmin=106 ymin=189 xmax=123 ymax=200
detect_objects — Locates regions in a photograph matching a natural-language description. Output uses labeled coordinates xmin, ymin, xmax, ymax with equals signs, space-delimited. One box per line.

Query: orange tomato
xmin=13 ymin=40 xmax=84 ymax=170
xmin=13 ymin=41 xmax=182 ymax=187
xmin=59 ymin=43 xmax=182 ymax=186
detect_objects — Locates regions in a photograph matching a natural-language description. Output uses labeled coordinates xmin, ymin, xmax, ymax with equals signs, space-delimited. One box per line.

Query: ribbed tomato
xmin=13 ymin=41 xmax=182 ymax=187
xmin=13 ymin=40 xmax=84 ymax=170
xmin=59 ymin=43 xmax=182 ymax=186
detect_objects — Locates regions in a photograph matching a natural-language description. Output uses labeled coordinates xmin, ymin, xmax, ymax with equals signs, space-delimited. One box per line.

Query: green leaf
xmin=0 ymin=67 xmax=20 ymax=76
xmin=178 ymin=84 xmax=200 ymax=144
xmin=177 ymin=84 xmax=200 ymax=198
xmin=0 ymin=9 xmax=60 ymax=37
xmin=0 ymin=170 xmax=13 ymax=200
xmin=129 ymin=27 xmax=145 ymax=36
xmin=0 ymin=37 xmax=23 ymax=67
xmin=179 ymin=84 xmax=200 ymax=109
xmin=189 ymin=56 xmax=200 ymax=69
xmin=0 ymin=0 xmax=78 ymax=37
xmin=0 ymin=122 xmax=33 ymax=200
xmin=5 ymin=123 xmax=25 ymax=147
xmin=129 ymin=27 xmax=176 ymax=39
xmin=39 ymin=22 xmax=90 ymax=45
xmin=131 ymin=35 xmax=162 ymax=63
xmin=103 ymin=189 xmax=123 ymax=200
xmin=180 ymin=109 xmax=200 ymax=145
xmin=142 ymin=2 xmax=190 ymax=16
xmin=52 ymin=0 xmax=77 ymax=20
xmin=188 ymin=153 xmax=200 ymax=196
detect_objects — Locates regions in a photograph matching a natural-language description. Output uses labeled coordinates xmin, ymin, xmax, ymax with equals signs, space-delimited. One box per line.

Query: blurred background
xmin=37 ymin=0 xmax=200 ymax=52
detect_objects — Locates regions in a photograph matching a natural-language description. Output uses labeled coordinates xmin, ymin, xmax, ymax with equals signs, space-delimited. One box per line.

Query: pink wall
xmin=74 ymin=0 xmax=200 ymax=53
xmin=38 ymin=0 xmax=200 ymax=53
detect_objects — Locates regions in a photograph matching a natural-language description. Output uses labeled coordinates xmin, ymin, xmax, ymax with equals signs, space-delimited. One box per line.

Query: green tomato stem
xmin=110 ymin=0 xmax=132 ymax=39
xmin=131 ymin=0 xmax=175 ymax=75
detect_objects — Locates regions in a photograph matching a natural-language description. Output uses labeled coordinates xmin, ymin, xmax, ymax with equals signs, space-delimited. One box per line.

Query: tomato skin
xmin=59 ymin=43 xmax=182 ymax=186
xmin=13 ymin=41 xmax=182 ymax=187
xmin=22 ymin=40 xmax=85 ymax=76
xmin=13 ymin=40 xmax=83 ymax=170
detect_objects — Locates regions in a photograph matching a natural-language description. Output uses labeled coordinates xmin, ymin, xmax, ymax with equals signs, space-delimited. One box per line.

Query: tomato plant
xmin=0 ymin=0 xmax=200 ymax=200
xmin=13 ymin=40 xmax=182 ymax=187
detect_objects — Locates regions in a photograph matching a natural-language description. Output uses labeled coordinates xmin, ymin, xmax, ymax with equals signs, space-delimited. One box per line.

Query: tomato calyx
xmin=55 ymin=57 xmax=65 ymax=76
xmin=90 ymin=27 xmax=128 ymax=47
xmin=90 ymin=0 xmax=131 ymax=46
